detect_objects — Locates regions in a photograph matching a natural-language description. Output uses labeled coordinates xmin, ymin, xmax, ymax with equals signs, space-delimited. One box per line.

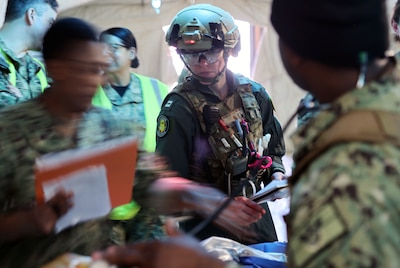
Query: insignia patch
xmin=164 ymin=100 xmax=173 ymax=108
xmin=157 ymin=115 xmax=170 ymax=137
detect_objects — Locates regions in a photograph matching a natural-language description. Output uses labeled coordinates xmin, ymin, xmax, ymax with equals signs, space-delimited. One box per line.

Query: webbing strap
xmin=291 ymin=110 xmax=400 ymax=184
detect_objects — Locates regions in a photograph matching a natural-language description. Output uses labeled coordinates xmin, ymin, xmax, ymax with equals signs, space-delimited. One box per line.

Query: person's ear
xmin=26 ymin=8 xmax=36 ymax=26
xmin=128 ymin=47 xmax=136 ymax=60
xmin=391 ymin=19 xmax=399 ymax=35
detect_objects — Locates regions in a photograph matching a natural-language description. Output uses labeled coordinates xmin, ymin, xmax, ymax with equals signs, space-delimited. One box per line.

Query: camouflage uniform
xmin=0 ymin=38 xmax=45 ymax=108
xmin=101 ymin=73 xmax=168 ymax=151
xmin=288 ymin=62 xmax=400 ymax=267
xmin=0 ymin=98 xmax=166 ymax=267
xmin=101 ymin=73 xmax=168 ymax=241
xmin=102 ymin=74 xmax=147 ymax=145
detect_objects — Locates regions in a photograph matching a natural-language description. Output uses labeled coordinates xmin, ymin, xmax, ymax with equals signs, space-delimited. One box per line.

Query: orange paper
xmin=35 ymin=137 xmax=138 ymax=208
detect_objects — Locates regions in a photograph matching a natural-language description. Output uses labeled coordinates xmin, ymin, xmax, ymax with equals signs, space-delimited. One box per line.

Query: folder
xmin=35 ymin=136 xmax=138 ymax=208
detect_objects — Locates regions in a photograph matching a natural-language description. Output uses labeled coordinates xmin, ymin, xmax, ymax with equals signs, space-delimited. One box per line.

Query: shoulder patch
xmin=157 ymin=115 xmax=170 ymax=138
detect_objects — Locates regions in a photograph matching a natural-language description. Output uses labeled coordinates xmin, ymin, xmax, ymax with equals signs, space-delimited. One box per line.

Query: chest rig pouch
xmin=175 ymin=76 xmax=265 ymax=196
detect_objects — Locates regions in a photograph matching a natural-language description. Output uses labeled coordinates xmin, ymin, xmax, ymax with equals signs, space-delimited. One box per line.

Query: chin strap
xmin=179 ymin=50 xmax=229 ymax=86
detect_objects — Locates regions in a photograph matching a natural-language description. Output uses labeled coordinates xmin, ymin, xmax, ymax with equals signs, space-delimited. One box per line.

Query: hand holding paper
xmin=35 ymin=136 xmax=138 ymax=233
xmin=42 ymin=165 xmax=111 ymax=233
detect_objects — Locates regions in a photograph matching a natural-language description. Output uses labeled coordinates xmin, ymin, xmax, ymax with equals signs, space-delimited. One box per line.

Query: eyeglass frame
xmin=178 ymin=48 xmax=224 ymax=65
xmin=104 ymin=43 xmax=129 ymax=53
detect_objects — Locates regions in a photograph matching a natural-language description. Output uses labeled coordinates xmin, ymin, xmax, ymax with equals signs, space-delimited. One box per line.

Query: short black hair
xmin=100 ymin=27 xmax=140 ymax=68
xmin=5 ymin=0 xmax=59 ymax=23
xmin=42 ymin=17 xmax=99 ymax=60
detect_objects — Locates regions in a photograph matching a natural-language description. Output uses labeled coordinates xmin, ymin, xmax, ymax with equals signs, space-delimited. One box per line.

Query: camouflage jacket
xmin=0 ymin=98 xmax=165 ymax=267
xmin=102 ymin=73 xmax=147 ymax=147
xmin=288 ymin=62 xmax=400 ymax=267
xmin=101 ymin=73 xmax=169 ymax=151
xmin=0 ymin=39 xmax=45 ymax=109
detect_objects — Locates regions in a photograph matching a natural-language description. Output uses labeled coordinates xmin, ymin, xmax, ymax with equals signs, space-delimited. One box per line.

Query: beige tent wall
xmin=57 ymin=0 xmax=304 ymax=152
xmin=1 ymin=0 xmax=398 ymax=153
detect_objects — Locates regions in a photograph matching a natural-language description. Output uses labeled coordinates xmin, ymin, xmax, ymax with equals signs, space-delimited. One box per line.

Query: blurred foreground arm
xmin=92 ymin=235 xmax=237 ymax=268
xmin=0 ymin=189 xmax=73 ymax=244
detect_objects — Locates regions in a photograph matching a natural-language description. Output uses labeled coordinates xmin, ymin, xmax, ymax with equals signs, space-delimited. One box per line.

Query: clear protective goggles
xmin=179 ymin=48 xmax=223 ymax=65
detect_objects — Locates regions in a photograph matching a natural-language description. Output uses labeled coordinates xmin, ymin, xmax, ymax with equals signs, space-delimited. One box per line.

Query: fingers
xmin=92 ymin=245 xmax=147 ymax=267
xmin=218 ymin=197 xmax=265 ymax=226
xmin=235 ymin=196 xmax=266 ymax=214
xmin=164 ymin=217 xmax=183 ymax=237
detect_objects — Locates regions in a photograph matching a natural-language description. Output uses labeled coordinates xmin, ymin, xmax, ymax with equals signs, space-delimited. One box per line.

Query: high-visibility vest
xmin=93 ymin=73 xmax=169 ymax=152
xmin=0 ymin=48 xmax=48 ymax=91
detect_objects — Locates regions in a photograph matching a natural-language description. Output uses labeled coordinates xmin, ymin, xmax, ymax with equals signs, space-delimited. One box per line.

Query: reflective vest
xmin=92 ymin=73 xmax=169 ymax=152
xmin=0 ymin=48 xmax=48 ymax=91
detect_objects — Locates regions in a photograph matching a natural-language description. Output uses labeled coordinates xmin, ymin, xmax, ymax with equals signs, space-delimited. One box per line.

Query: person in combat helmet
xmin=156 ymin=4 xmax=286 ymax=244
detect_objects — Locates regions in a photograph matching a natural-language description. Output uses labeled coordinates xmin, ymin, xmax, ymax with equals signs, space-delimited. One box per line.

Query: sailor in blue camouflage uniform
xmin=0 ymin=0 xmax=58 ymax=108
xmin=271 ymin=0 xmax=400 ymax=266
xmin=0 ymin=17 xmax=167 ymax=267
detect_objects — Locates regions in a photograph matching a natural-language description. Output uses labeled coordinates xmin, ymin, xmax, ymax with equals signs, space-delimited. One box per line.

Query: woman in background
xmin=94 ymin=27 xmax=169 ymax=152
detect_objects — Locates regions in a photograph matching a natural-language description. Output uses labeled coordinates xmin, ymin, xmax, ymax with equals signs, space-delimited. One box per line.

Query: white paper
xmin=201 ymin=236 xmax=287 ymax=263
xmin=42 ymin=165 xmax=111 ymax=233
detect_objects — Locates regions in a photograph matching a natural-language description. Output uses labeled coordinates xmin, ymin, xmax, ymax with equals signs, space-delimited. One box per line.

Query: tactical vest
xmin=174 ymin=75 xmax=265 ymax=196
xmin=0 ymin=48 xmax=48 ymax=91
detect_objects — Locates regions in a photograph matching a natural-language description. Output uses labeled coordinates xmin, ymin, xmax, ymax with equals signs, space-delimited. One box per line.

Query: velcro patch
xmin=163 ymin=100 xmax=174 ymax=109
xmin=157 ymin=115 xmax=170 ymax=138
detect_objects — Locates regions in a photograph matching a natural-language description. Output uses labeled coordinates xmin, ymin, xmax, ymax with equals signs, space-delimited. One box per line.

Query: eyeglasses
xmin=62 ymin=58 xmax=108 ymax=76
xmin=180 ymin=49 xmax=223 ymax=65
xmin=105 ymin=43 xmax=127 ymax=53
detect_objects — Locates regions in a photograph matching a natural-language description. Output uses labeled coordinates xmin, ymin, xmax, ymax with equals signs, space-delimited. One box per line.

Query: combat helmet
xmin=165 ymin=4 xmax=240 ymax=56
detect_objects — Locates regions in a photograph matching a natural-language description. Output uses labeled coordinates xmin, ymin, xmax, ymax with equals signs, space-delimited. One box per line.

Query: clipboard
xmin=35 ymin=136 xmax=138 ymax=208
xmin=250 ymin=179 xmax=289 ymax=204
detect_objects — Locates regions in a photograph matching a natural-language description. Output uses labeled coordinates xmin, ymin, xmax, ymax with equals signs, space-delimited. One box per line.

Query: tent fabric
xmin=57 ymin=0 xmax=305 ymax=152
xmin=0 ymin=0 xmax=397 ymax=153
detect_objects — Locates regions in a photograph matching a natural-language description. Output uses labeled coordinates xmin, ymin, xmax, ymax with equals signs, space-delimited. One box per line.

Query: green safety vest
xmin=94 ymin=73 xmax=168 ymax=221
xmin=93 ymin=73 xmax=169 ymax=152
xmin=0 ymin=48 xmax=48 ymax=91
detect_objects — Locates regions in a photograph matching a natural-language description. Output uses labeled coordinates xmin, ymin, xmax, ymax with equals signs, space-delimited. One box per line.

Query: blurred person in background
xmin=94 ymin=27 xmax=170 ymax=242
xmin=0 ymin=0 xmax=58 ymax=108
xmin=94 ymin=27 xmax=169 ymax=153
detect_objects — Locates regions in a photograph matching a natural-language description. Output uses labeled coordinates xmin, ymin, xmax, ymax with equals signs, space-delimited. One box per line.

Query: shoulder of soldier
xmin=234 ymin=73 xmax=270 ymax=97
xmin=0 ymin=100 xmax=43 ymax=136
xmin=0 ymin=56 xmax=8 ymax=71
xmin=131 ymin=72 xmax=170 ymax=95
xmin=160 ymin=86 xmax=193 ymax=113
